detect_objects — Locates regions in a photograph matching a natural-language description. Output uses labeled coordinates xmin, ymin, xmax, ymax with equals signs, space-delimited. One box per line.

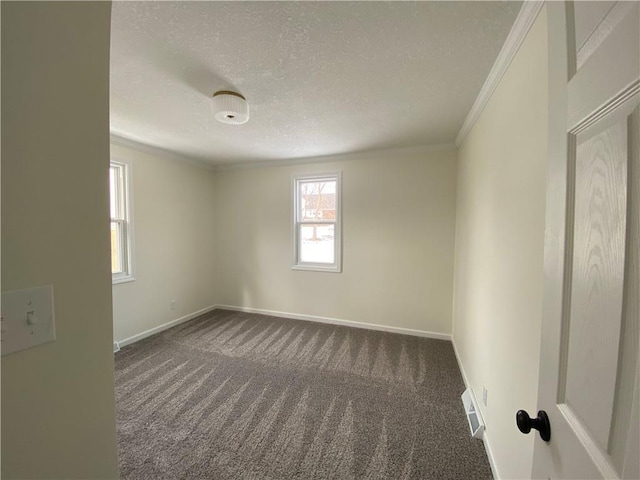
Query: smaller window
xmin=292 ymin=172 xmax=342 ymax=272
xmin=110 ymin=160 xmax=135 ymax=284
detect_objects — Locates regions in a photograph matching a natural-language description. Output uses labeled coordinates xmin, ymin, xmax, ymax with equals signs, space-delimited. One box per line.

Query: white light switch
xmin=1 ymin=285 xmax=56 ymax=356
xmin=26 ymin=311 xmax=37 ymax=325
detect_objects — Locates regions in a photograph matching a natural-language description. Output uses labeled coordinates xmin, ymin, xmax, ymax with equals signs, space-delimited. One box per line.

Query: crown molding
xmin=110 ymin=134 xmax=215 ymax=170
xmin=110 ymin=134 xmax=455 ymax=173
xmin=213 ymin=142 xmax=456 ymax=171
xmin=455 ymin=1 xmax=545 ymax=147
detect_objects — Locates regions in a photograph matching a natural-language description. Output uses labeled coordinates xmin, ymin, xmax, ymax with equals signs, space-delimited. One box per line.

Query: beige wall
xmin=1 ymin=2 xmax=120 ymax=478
xmin=214 ymin=148 xmax=458 ymax=335
xmin=452 ymin=7 xmax=548 ymax=479
xmin=111 ymin=143 xmax=217 ymax=343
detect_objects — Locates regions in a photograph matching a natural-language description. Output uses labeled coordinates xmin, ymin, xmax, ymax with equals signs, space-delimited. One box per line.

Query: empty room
xmin=2 ymin=1 xmax=639 ymax=479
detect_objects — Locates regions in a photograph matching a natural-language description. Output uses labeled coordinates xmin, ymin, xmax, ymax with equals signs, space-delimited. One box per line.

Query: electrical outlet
xmin=482 ymin=386 xmax=488 ymax=406
xmin=170 ymin=300 xmax=177 ymax=311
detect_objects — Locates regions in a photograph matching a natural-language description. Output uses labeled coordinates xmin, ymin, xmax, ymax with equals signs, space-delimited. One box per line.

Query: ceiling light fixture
xmin=212 ymin=91 xmax=249 ymax=125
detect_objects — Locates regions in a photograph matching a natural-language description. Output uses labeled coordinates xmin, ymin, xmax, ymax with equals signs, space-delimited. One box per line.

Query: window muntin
xmin=110 ymin=160 xmax=135 ymax=283
xmin=293 ymin=173 xmax=341 ymax=272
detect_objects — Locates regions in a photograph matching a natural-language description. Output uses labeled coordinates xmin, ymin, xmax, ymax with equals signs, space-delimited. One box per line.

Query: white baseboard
xmin=451 ymin=338 xmax=500 ymax=480
xmin=214 ymin=304 xmax=451 ymax=341
xmin=481 ymin=431 xmax=500 ymax=480
xmin=451 ymin=338 xmax=471 ymax=388
xmin=114 ymin=305 xmax=451 ymax=350
xmin=115 ymin=303 xmax=449 ymax=350
xmin=116 ymin=304 xmax=218 ymax=348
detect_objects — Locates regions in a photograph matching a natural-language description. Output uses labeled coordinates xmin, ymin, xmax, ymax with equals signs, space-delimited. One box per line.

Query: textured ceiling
xmin=110 ymin=1 xmax=522 ymax=166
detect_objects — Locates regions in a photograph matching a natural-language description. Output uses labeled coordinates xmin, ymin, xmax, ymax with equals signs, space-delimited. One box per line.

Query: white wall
xmin=1 ymin=2 xmax=120 ymax=478
xmin=214 ymin=148 xmax=458 ymax=335
xmin=111 ymin=143 xmax=217 ymax=343
xmin=452 ymin=7 xmax=548 ymax=479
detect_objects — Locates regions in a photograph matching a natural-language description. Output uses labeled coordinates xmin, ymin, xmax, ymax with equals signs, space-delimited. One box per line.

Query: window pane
xmin=109 ymin=166 xmax=119 ymax=219
xmin=111 ymin=221 xmax=123 ymax=274
xmin=299 ymin=180 xmax=336 ymax=221
xmin=299 ymin=224 xmax=335 ymax=264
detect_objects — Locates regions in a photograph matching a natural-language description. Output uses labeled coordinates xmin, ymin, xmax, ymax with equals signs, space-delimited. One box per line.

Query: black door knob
xmin=516 ymin=410 xmax=551 ymax=442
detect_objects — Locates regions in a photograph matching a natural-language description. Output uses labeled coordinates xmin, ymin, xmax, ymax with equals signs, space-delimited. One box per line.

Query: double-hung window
xmin=292 ymin=172 xmax=342 ymax=272
xmin=110 ymin=160 xmax=135 ymax=283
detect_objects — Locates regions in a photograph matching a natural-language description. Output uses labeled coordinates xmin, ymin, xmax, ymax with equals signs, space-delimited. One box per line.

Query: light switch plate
xmin=1 ymin=285 xmax=56 ymax=356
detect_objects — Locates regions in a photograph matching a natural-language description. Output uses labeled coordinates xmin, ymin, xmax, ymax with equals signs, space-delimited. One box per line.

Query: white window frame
xmin=292 ymin=171 xmax=342 ymax=273
xmin=110 ymin=158 xmax=136 ymax=284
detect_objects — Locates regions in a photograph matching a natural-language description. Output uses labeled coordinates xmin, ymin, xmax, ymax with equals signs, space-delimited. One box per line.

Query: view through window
xmin=293 ymin=173 xmax=341 ymax=272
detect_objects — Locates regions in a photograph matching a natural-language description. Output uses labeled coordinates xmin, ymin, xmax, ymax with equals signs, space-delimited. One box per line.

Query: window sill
xmin=291 ymin=264 xmax=342 ymax=273
xmin=112 ymin=275 xmax=135 ymax=285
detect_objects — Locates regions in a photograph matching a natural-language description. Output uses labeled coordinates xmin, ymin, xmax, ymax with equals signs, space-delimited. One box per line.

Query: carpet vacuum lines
xmin=115 ymin=309 xmax=492 ymax=479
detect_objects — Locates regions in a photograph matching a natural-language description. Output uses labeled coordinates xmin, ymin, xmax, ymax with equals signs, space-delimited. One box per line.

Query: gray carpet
xmin=115 ymin=309 xmax=492 ymax=479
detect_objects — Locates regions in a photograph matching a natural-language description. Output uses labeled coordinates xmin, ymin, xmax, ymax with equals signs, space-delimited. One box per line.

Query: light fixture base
xmin=212 ymin=91 xmax=249 ymax=125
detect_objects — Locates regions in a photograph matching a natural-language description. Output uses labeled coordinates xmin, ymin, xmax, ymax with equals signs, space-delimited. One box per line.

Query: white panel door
xmin=532 ymin=2 xmax=639 ymax=479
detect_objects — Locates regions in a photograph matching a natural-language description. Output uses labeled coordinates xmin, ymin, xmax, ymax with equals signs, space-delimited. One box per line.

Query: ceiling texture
xmin=110 ymin=1 xmax=522 ymax=167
